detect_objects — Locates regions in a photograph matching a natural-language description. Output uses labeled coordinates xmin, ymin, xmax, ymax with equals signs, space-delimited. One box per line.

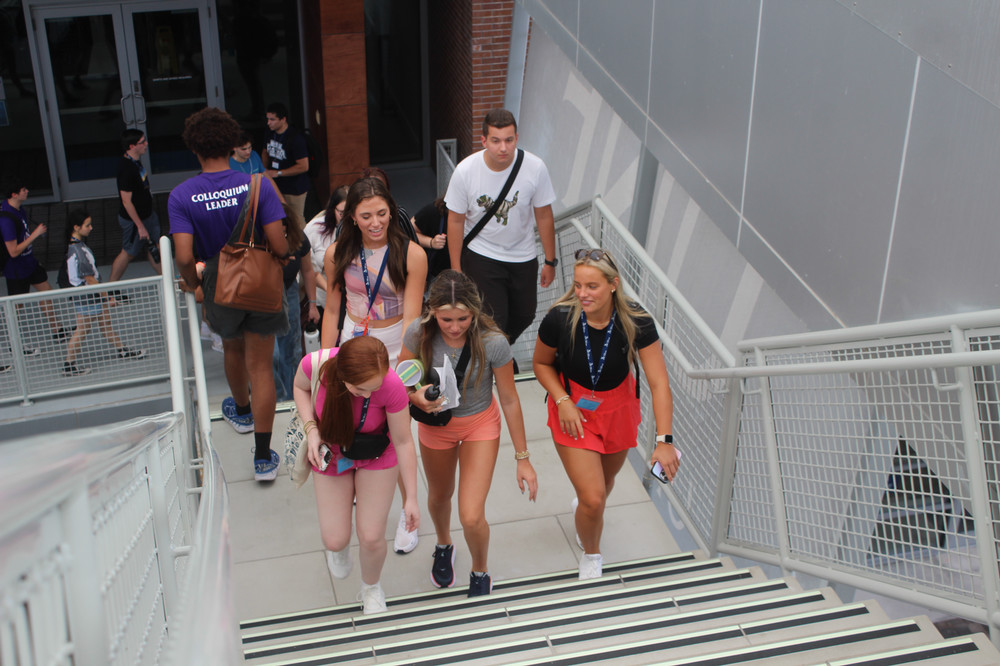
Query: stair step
xmin=241 ymin=552 xmax=705 ymax=632
xmin=824 ymin=633 xmax=1000 ymax=665
xmin=311 ymin=616 xmax=933 ymax=665
xmin=244 ymin=586 xmax=841 ymax=662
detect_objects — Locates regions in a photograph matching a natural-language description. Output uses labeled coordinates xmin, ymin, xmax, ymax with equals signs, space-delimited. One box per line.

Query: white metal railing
xmin=0 ymin=276 xmax=168 ymax=407
xmin=0 ymin=236 xmax=237 ymax=664
xmin=544 ymin=197 xmax=1000 ymax=644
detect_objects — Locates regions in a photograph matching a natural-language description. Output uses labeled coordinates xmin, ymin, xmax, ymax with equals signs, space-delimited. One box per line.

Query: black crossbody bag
xmin=342 ymin=397 xmax=391 ymax=460
xmin=462 ymin=149 xmax=524 ymax=248
xmin=409 ymin=342 xmax=471 ymax=426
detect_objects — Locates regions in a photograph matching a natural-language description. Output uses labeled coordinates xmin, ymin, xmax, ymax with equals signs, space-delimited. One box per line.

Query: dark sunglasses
xmin=574 ymin=248 xmax=616 ymax=268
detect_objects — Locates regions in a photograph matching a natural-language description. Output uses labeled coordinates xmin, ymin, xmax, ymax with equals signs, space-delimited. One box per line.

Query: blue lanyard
xmin=359 ymin=246 xmax=389 ymax=314
xmin=580 ymin=307 xmax=617 ymax=396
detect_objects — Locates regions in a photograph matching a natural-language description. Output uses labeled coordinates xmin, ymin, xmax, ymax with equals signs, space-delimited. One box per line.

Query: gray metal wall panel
xmin=578 ymin=0 xmax=655 ymax=112
xmin=649 ymin=0 xmax=759 ymax=210
xmin=839 ymin=0 xmax=1000 ymax=109
xmin=881 ymin=63 xmax=1000 ymax=322
xmin=645 ymin=121 xmax=743 ymax=246
xmin=527 ymin=0 xmax=581 ymax=66
xmin=743 ymin=0 xmax=914 ymax=326
xmin=540 ymin=0 xmax=579 ymax=38
xmin=737 ymin=227 xmax=842 ymax=331
xmin=576 ymin=47 xmax=649 ymax=141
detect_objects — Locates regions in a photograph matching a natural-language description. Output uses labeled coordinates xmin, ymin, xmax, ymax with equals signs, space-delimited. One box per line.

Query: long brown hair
xmin=318 ymin=336 xmax=390 ymax=449
xmin=330 ymin=178 xmax=409 ymax=294
xmin=417 ymin=270 xmax=503 ymax=391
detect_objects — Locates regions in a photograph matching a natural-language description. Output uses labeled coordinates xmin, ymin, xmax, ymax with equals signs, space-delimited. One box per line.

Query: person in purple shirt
xmin=170 ymin=107 xmax=289 ymax=481
xmin=1 ymin=179 xmax=69 ymax=347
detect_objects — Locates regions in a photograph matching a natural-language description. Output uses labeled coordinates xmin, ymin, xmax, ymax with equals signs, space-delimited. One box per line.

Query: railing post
xmin=712 ymin=377 xmax=744 ymax=556
xmin=61 ymin=484 xmax=110 ymax=664
xmin=949 ymin=325 xmax=1000 ymax=644
xmin=754 ymin=347 xmax=792 ymax=574
xmin=590 ymin=196 xmax=604 ymax=247
xmin=159 ymin=237 xmax=186 ymax=415
xmin=145 ymin=435 xmax=181 ymax=627
xmin=3 ymin=298 xmax=31 ymax=405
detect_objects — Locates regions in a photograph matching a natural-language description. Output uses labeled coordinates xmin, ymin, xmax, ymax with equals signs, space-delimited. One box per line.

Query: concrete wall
xmin=516 ymin=0 xmax=1000 ymax=336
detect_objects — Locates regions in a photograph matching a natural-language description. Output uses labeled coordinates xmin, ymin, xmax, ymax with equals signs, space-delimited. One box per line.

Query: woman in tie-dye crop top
xmin=321 ymin=176 xmax=427 ymax=367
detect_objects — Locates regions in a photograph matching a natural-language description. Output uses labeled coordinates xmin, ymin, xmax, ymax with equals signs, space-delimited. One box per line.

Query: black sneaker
xmin=468 ymin=572 xmax=492 ymax=597
xmin=118 ymin=347 xmax=145 ymax=359
xmin=431 ymin=544 xmax=455 ymax=588
xmin=110 ymin=290 xmax=130 ymax=304
xmin=52 ymin=327 xmax=73 ymax=342
xmin=22 ymin=346 xmax=38 ymax=357
xmin=63 ymin=362 xmax=91 ymax=376
xmin=0 ymin=364 xmax=10 ymax=374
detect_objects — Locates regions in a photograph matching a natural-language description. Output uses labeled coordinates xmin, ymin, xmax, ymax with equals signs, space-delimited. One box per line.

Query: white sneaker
xmin=393 ymin=509 xmax=418 ymax=554
xmin=579 ymin=553 xmax=603 ymax=580
xmin=200 ymin=321 xmax=213 ymax=340
xmin=211 ymin=333 xmax=224 ymax=353
xmin=325 ymin=548 xmax=352 ymax=579
xmin=570 ymin=497 xmax=583 ymax=550
xmin=359 ymin=581 xmax=387 ymax=615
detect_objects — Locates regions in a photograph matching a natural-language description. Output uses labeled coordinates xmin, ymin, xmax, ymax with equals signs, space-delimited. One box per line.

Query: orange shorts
xmin=417 ymin=398 xmax=501 ymax=450
xmin=547 ymin=376 xmax=641 ymax=454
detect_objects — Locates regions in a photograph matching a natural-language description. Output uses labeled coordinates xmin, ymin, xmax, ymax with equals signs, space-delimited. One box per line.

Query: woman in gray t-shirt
xmin=399 ymin=270 xmax=537 ymax=598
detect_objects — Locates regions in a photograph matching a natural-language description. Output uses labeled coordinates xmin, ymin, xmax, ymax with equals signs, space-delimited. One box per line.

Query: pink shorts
xmin=547 ymin=376 xmax=641 ymax=454
xmin=417 ymin=398 xmax=501 ymax=450
xmin=312 ymin=440 xmax=398 ymax=476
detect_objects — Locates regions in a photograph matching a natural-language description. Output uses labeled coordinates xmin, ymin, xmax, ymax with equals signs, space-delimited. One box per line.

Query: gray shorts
xmin=118 ymin=211 xmax=161 ymax=257
xmin=201 ymin=257 xmax=289 ymax=339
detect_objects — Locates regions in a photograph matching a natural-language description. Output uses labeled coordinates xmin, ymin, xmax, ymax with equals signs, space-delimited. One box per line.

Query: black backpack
xmin=302 ymin=129 xmax=325 ymax=180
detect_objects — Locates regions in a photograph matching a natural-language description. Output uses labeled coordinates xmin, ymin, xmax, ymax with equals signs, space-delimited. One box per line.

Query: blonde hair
xmin=550 ymin=249 xmax=650 ymax=368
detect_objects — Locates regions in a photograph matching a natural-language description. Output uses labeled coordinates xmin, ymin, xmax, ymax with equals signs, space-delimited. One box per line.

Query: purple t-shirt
xmin=168 ymin=170 xmax=285 ymax=260
xmin=0 ymin=201 xmax=38 ymax=279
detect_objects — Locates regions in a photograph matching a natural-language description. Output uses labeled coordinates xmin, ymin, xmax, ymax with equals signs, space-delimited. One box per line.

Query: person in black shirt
xmin=110 ymin=129 xmax=161 ymax=281
xmin=263 ymin=102 xmax=310 ymax=223
xmin=533 ymin=248 xmax=678 ymax=581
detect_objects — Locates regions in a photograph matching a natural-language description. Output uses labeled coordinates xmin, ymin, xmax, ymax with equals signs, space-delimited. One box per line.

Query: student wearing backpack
xmin=1 ymin=179 xmax=69 ymax=346
xmin=61 ymin=209 xmax=145 ymax=376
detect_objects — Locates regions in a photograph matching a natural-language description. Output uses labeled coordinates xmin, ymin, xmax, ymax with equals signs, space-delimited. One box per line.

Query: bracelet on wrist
xmin=554 ymin=395 xmax=571 ymax=406
xmin=304 ymin=419 xmax=317 ymax=433
xmin=514 ymin=450 xmax=530 ymax=460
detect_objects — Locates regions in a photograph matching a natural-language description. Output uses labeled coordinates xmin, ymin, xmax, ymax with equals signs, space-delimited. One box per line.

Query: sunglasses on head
xmin=574 ymin=249 xmax=616 ymax=267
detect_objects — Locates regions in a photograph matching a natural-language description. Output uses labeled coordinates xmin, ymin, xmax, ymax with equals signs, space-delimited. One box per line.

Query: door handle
xmin=121 ymin=94 xmax=134 ymax=125
xmin=134 ymin=94 xmax=146 ymax=124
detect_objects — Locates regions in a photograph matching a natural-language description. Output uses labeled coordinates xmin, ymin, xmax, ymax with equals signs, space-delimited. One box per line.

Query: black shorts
xmin=6 ymin=263 xmax=50 ymax=295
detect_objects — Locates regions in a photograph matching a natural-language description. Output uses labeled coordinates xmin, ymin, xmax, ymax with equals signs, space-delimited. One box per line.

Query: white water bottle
xmin=303 ymin=322 xmax=320 ymax=354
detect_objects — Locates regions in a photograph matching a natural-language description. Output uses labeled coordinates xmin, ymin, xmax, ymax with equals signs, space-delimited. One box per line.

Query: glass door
xmin=33 ymin=1 xmax=221 ymax=200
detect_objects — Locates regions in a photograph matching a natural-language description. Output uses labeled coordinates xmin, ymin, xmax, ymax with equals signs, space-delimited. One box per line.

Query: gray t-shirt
xmin=402 ymin=319 xmax=513 ymax=417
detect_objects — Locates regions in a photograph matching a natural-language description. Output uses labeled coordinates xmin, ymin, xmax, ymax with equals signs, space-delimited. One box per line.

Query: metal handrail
xmin=550 ymin=196 xmax=1000 ymax=644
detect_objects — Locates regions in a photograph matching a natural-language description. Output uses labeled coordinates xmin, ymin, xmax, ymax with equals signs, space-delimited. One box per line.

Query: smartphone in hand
xmin=651 ymin=448 xmax=681 ymax=483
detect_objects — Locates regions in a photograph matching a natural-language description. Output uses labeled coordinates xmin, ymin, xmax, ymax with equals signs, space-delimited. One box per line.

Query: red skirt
xmin=546 ymin=375 xmax=641 ymax=454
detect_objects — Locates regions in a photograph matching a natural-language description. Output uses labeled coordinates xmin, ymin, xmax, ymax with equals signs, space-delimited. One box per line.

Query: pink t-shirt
xmin=301 ymin=348 xmax=409 ymax=474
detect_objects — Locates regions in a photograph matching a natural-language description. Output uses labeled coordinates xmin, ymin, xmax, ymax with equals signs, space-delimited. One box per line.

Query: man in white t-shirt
xmin=445 ymin=109 xmax=557 ymax=346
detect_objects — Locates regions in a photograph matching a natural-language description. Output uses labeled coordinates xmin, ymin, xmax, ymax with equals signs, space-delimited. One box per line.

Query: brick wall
xmin=470 ymin=1 xmax=515 ymax=151
xmin=316 ymin=0 xmax=369 ymax=196
xmin=429 ymin=0 xmax=515 ymax=162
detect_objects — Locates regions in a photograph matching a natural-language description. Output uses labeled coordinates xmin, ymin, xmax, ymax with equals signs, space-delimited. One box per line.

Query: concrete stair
xmin=239 ymin=551 xmax=1000 ymax=665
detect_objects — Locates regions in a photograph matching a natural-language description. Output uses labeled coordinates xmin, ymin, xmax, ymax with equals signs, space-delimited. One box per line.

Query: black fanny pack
xmin=341 ymin=428 xmax=390 ymax=460
xmin=341 ymin=397 xmax=391 ymax=459
xmin=409 ymin=342 xmax=470 ymax=427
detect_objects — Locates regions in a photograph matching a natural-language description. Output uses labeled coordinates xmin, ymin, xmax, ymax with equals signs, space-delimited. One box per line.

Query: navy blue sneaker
xmin=431 ymin=544 xmax=455 ymax=588
xmin=468 ymin=572 xmax=492 ymax=597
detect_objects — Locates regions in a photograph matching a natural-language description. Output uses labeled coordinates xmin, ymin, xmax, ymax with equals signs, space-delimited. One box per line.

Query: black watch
xmin=544 ymin=257 xmax=558 ymax=267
